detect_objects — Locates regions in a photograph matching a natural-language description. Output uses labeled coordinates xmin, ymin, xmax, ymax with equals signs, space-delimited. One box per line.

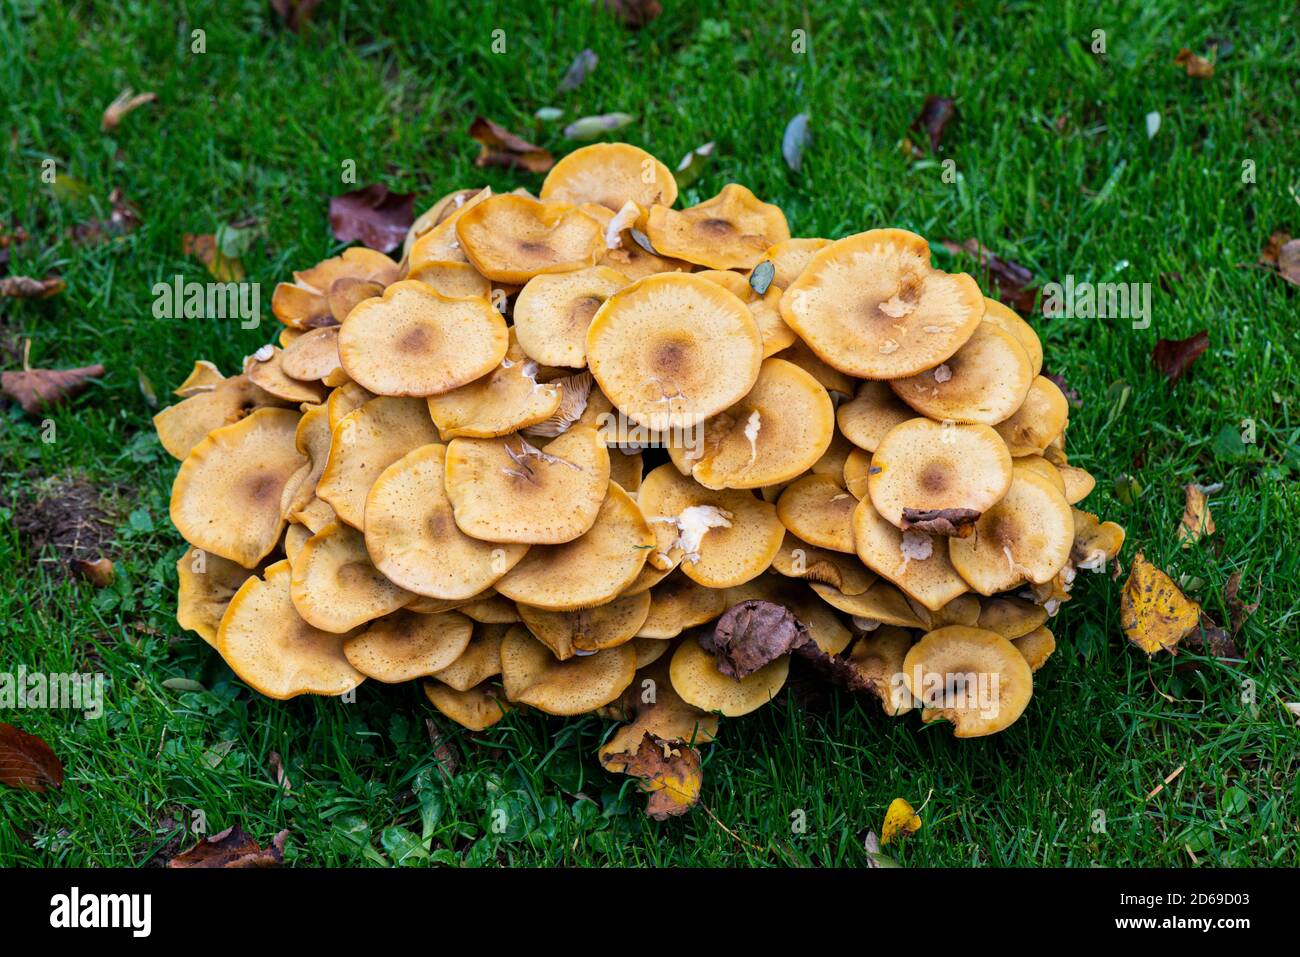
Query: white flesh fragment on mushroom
xmin=851 ymin=616 xmax=882 ymax=631
xmin=604 ymin=200 xmax=640 ymax=249
xmin=651 ymin=504 xmax=733 ymax=564
xmin=251 ymin=344 xmax=275 ymax=363
xmin=878 ymin=294 xmax=915 ymax=318
xmin=933 ymin=363 xmax=953 ymax=383
xmin=744 ymin=410 xmax=762 ymax=464
xmin=896 ymin=529 xmax=933 ymax=574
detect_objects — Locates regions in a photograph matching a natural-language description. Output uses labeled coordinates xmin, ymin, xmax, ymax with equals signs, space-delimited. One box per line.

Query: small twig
xmin=698 ymin=803 xmax=765 ymax=852
xmin=1146 ymin=764 xmax=1185 ymax=800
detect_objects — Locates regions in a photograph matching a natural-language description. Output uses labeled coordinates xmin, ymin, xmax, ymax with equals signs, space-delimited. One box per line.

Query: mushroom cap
xmin=620 ymin=560 xmax=674 ymax=596
xmin=290 ymin=521 xmax=414 ymax=632
xmin=283 ymin=522 xmax=311 ymax=565
xmin=430 ymin=622 xmax=509 ymax=691
xmin=683 ymin=357 xmax=834 ymax=490
xmin=426 ymin=333 xmax=561 ymax=438
xmin=599 ymin=657 xmax=719 ymax=770
xmin=522 ymin=370 xmax=598 ymax=439
xmin=404 ymin=260 xmax=492 ymax=300
xmin=1012 ymin=625 xmax=1056 ymax=672
xmin=245 ymin=346 xmax=328 ymax=404
xmin=635 ymin=574 xmax=730 ymax=639
xmin=630 ymin=635 xmax=671 ymax=668
xmin=902 ymin=626 xmax=1033 ymax=737
xmin=365 ymin=443 xmax=528 ymax=599
xmin=272 ymin=247 xmax=399 ymax=329
xmin=153 ymin=374 xmax=286 ymax=461
xmin=443 ymin=425 xmax=610 ymax=544
xmin=811 ymin=430 xmax=855 ymax=483
xmin=852 ymin=495 xmax=971 ymax=611
xmin=608 ymin=448 xmax=644 ymax=494
xmin=406 ymin=187 xmax=494 ymax=269
xmin=176 ymin=546 xmax=257 ymax=647
xmin=1014 ymin=453 xmax=1068 ymax=496
xmin=343 ymin=609 xmax=474 ymax=682
xmin=405 ymin=187 xmax=486 ymax=257
xmin=316 ymin=395 xmax=441 ymax=529
xmin=280 ymin=327 xmax=342 ymax=383
xmin=500 ymin=625 xmax=637 ymax=715
xmin=836 ymin=380 xmax=916 ymax=453
xmin=694 ymin=269 xmax=796 ymax=357
xmin=586 ymin=272 xmax=763 ymax=430
xmin=774 ymin=337 xmax=857 ymax=397
xmin=1058 ymin=464 xmax=1096 ymax=504
xmin=272 ymin=281 xmax=335 ymax=331
xmin=455 ymin=194 xmax=604 ymax=283
xmin=948 ymin=467 xmax=1075 ymax=594
xmin=174 ymin=359 xmax=224 ymax=397
xmin=668 ymin=636 xmax=789 ymax=717
xmin=843 ymin=447 xmax=873 ymax=499
xmin=905 ymin=591 xmax=981 ymax=631
xmin=763 ymin=237 xmax=833 ymax=289
xmin=867 ymin=418 xmax=1014 ymax=530
xmin=338 ymin=280 xmax=508 ymax=397
xmin=295 ymin=497 xmax=337 ymax=534
xmin=771 ymin=532 xmax=876 ymax=595
xmin=646 ymin=183 xmax=790 ymax=270
xmin=494 ymin=482 xmax=653 ymax=610
xmin=981 ymin=297 xmax=1043 ymax=375
xmin=889 ymin=322 xmax=1035 ymax=425
xmin=540 ymin=142 xmax=678 ymax=216
xmin=170 ymin=407 xmax=306 ymax=568
xmin=847 ymin=626 xmax=917 ymax=715
xmin=423 ymin=680 xmax=513 ymax=730
xmin=280 ymin=402 xmax=332 ymax=523
xmin=637 ymin=463 xmax=784 ymax=588
xmin=1070 ymin=508 xmax=1126 ymax=570
xmin=217 ymin=560 xmax=366 ymax=700
xmin=777 ymin=474 xmax=858 ymax=553
xmin=326 ymin=380 xmax=374 ymax=430
xmin=513 ymin=266 xmax=628 ymax=368
xmin=457 ymin=593 xmax=520 ymax=623
xmin=517 ymin=590 xmax=651 ymax=658
xmin=810 ymin=578 xmax=925 ymax=629
xmin=780 ymin=229 xmax=985 ymax=378
xmin=993 ymin=375 xmax=1069 ymax=456
xmin=976 ymin=596 xmax=1049 ymax=639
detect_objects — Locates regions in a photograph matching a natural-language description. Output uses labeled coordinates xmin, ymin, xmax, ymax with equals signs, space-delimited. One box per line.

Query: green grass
xmin=2 ymin=0 xmax=1298 ymax=867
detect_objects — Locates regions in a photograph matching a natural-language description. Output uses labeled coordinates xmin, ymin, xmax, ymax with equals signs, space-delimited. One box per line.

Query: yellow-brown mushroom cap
xmin=695 ymin=269 xmax=796 ymax=357
xmin=764 ymin=237 xmax=833 ymax=290
xmin=836 ymin=380 xmax=915 ymax=453
xmin=338 ymin=280 xmax=508 ymax=397
xmin=517 ymin=590 xmax=651 ymax=658
xmin=1012 ymin=625 xmax=1056 ymax=672
xmin=1058 ymin=464 xmax=1096 ymax=505
xmin=646 ymin=183 xmax=789 ymax=271
xmin=635 ymin=574 xmax=730 ymax=639
xmin=846 ymin=626 xmax=917 ymax=715
xmin=843 ymin=447 xmax=873 ymax=499
xmin=430 ymin=622 xmax=510 ymax=691
xmin=290 ymin=521 xmax=414 ymax=633
xmin=407 ymin=187 xmax=494 ymax=269
xmin=500 ymin=625 xmax=637 ymax=715
xmin=810 ymin=578 xmax=925 ymax=629
xmin=771 ymin=532 xmax=876 ymax=595
xmin=173 ymin=359 xmax=224 ymax=397
xmin=540 ymin=142 xmax=678 ymax=216
xmin=176 ymin=546 xmax=258 ymax=647
xmin=902 ymin=625 xmax=1033 ymax=737
xmin=404 ymin=187 xmax=487 ymax=257
xmin=513 ymin=266 xmax=628 ymax=368
xmin=993 ymin=375 xmax=1070 ymax=456
xmin=976 ymin=596 xmax=1049 ymax=640
xmin=217 ymin=560 xmax=366 ymax=700
xmin=586 ymin=272 xmax=763 ymax=430
xmin=153 ymin=374 xmax=287 ymax=461
xmin=776 ymin=474 xmax=858 ymax=553
xmin=280 ymin=402 xmax=332 ymax=523
xmin=426 ymin=332 xmax=562 ymax=438
xmin=280 ymin=327 xmax=342 ymax=383
xmin=423 ymin=680 xmax=513 ymax=729
xmin=404 ymin=260 xmax=493 ymax=300
xmin=980 ymin=297 xmax=1043 ymax=375
xmin=852 ymin=495 xmax=971 ymax=612
xmin=455 ymin=194 xmax=604 ymax=283
xmin=343 ymin=609 xmax=473 ymax=682
xmin=668 ymin=636 xmax=789 ymax=717
xmin=780 ymin=229 xmax=985 ymax=379
xmin=272 ymin=247 xmax=400 ymax=330
xmin=774 ymin=337 xmax=857 ymax=397
xmin=889 ymin=322 xmax=1035 ymax=425
xmin=170 ymin=407 xmax=306 ymax=568
xmin=1070 ymin=508 xmax=1126 ymax=571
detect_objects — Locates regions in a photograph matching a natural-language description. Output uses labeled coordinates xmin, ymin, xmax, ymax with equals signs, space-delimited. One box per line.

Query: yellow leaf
xmin=1177 ymin=485 xmax=1215 ymax=547
xmin=609 ymin=732 xmax=702 ymax=820
xmin=182 ymin=233 xmax=245 ymax=282
xmin=881 ymin=797 xmax=921 ymax=846
xmin=1120 ymin=551 xmax=1201 ymax=655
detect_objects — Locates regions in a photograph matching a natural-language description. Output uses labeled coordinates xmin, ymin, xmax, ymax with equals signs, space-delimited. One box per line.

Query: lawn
xmin=1 ymin=0 xmax=1297 ymax=867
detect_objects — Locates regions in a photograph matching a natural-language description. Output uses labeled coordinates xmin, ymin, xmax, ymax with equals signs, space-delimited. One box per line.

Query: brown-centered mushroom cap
xmin=780 ymin=229 xmax=985 ymax=379
xmin=635 ymin=574 xmax=730 ymax=639
xmin=902 ymin=625 xmax=1033 ymax=737
xmin=513 ymin=266 xmax=628 ymax=368
xmin=169 ymin=407 xmax=306 ymax=568
xmin=406 ymin=187 xmax=494 ymax=269
xmin=500 ymin=625 xmax=637 ymax=715
xmin=668 ymin=635 xmax=789 ymax=716
xmin=993 ymin=375 xmax=1069 ymax=456
xmin=646 ymin=183 xmax=790 ymax=271
xmin=289 ymin=521 xmax=414 ymax=633
xmin=777 ymin=474 xmax=858 ymax=553
xmin=343 ymin=609 xmax=473 ymax=682
xmin=540 ymin=142 xmax=678 ymax=216
xmin=426 ymin=332 xmax=562 ymax=438
xmin=217 ymin=560 xmax=365 ymax=700
xmin=281 ymin=327 xmax=343 ymax=383
xmin=423 ymin=680 xmax=513 ymax=730
xmin=176 ymin=546 xmax=258 ymax=647
xmin=1012 ymin=625 xmax=1056 ymax=672
xmin=455 ymin=194 xmax=604 ymax=283
xmin=153 ymin=374 xmax=287 ymax=461
xmin=852 ymin=495 xmax=971 ymax=611
xmin=889 ymin=322 xmax=1034 ymax=425
xmin=517 ymin=590 xmax=651 ymax=659
xmin=771 ymin=532 xmax=876 ymax=595
xmin=430 ymin=622 xmax=509 ymax=691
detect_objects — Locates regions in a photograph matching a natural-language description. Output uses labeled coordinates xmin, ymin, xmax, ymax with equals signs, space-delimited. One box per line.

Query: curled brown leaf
xmin=2 ymin=364 xmax=105 ymax=414
xmin=700 ymin=600 xmax=811 ymax=679
xmin=1152 ymin=331 xmax=1209 ymax=384
xmin=329 ymin=184 xmax=415 ymax=253
xmin=0 ymin=723 xmax=64 ymax=792
xmin=167 ymin=825 xmax=288 ymax=868
xmin=101 ymin=88 xmax=156 ymax=132
xmin=910 ymin=95 xmax=958 ymax=152
xmin=469 ymin=117 xmax=555 ymax=173
xmin=900 ymin=507 xmax=980 ymax=538
xmin=0 ymin=276 xmax=65 ymax=299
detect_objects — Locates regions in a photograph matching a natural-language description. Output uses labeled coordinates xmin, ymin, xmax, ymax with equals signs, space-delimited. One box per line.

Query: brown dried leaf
xmin=1119 ymin=552 xmax=1202 ymax=655
xmin=1180 ymin=613 xmax=1241 ymax=662
xmin=270 ymin=0 xmax=322 ymax=31
xmin=2 ymin=364 xmax=105 ymax=414
xmin=1277 ymin=240 xmax=1300 ymax=288
xmin=792 ymin=638 xmax=876 ymax=695
xmin=182 ymin=233 xmax=244 ymax=282
xmin=469 ymin=117 xmax=555 ymax=174
xmin=68 ymin=188 xmax=140 ymax=246
xmin=1174 ymin=47 xmax=1214 ymax=78
xmin=424 ymin=717 xmax=459 ymax=780
xmin=0 ymin=275 xmax=65 ymax=299
xmin=600 ymin=0 xmax=663 ymax=29
xmin=1177 ymin=484 xmax=1215 ymax=547
xmin=1224 ymin=571 xmax=1260 ymax=637
xmin=700 ymin=600 xmax=811 ymax=679
xmin=941 ymin=238 xmax=1038 ymax=313
xmin=0 ymin=723 xmax=65 ymax=792
xmin=167 ymin=825 xmax=288 ymax=868
xmin=910 ymin=95 xmax=958 ymax=152
xmin=101 ymin=88 xmax=156 ymax=132
xmin=1258 ymin=230 xmax=1291 ymax=267
xmin=558 ymin=48 xmax=598 ymax=93
xmin=329 ymin=184 xmax=416 ymax=254
xmin=900 ymin=507 xmax=980 ymax=538
xmin=1152 ymin=331 xmax=1209 ymax=384
xmin=71 ymin=557 xmax=115 ymax=587
xmin=613 ymin=732 xmax=702 ymax=820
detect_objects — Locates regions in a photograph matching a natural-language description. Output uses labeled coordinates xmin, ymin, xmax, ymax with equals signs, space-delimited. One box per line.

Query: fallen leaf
xmin=1284 ymin=703 xmax=1300 ymax=727
xmin=558 ymin=48 xmax=598 ymax=92
xmin=1180 ymin=613 xmax=1241 ymax=662
xmin=167 ymin=825 xmax=288 ymax=868
xmin=673 ymin=142 xmax=715 ymax=190
xmin=0 ymin=275 xmax=65 ymax=299
xmin=269 ymin=0 xmax=321 ymax=31
xmin=0 ymin=723 xmax=64 ymax=792
xmin=468 ymin=117 xmax=555 ymax=173
xmin=564 ymin=112 xmax=637 ymax=141
xmin=329 ymin=185 xmax=415 ymax=254
xmin=863 ymin=830 xmax=900 ymax=867
xmin=699 ymin=600 xmax=812 ymax=679
xmin=182 ymin=233 xmax=244 ymax=282
xmin=1152 ymin=330 xmax=1209 ymax=384
xmin=941 ymin=238 xmax=1038 ymax=313
xmin=268 ymin=751 xmax=292 ymax=792
xmin=1258 ymin=230 xmax=1290 ymax=268
xmin=2 ymin=364 xmax=105 ymax=414
xmin=782 ymin=112 xmax=811 ymax=173
xmin=424 ymin=717 xmax=459 ymax=780
xmin=1174 ymin=47 xmax=1214 ymax=78
xmin=101 ymin=88 xmax=156 ymax=132
xmin=900 ymin=507 xmax=979 ymax=538
xmin=749 ymin=260 xmax=775 ymax=296
xmin=70 ymin=557 xmax=115 ymax=587
xmin=612 ymin=732 xmax=702 ymax=820
xmin=68 ymin=188 xmax=140 ymax=246
xmin=910 ymin=95 xmax=957 ymax=152
xmin=1224 ymin=571 xmax=1260 ymax=637
xmin=1042 ymin=369 xmax=1082 ymax=408
xmin=600 ymin=0 xmax=662 ymax=29
xmin=881 ymin=797 xmax=921 ymax=846
xmin=1276 ymin=240 xmax=1300 ymax=287
xmin=1120 ymin=551 xmax=1202 ymax=655
xmin=1177 ymin=484 xmax=1215 ymax=547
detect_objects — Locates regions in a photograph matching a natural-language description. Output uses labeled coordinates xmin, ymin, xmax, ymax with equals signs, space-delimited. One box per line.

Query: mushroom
xmin=668 ymin=635 xmax=789 ymax=717
xmin=540 ymin=142 xmax=678 ymax=219
xmin=636 ymin=463 xmax=784 ymax=588
xmin=762 ymin=237 xmax=833 ymax=290
xmin=774 ymin=337 xmax=857 ymax=397
xmin=1014 ymin=453 xmax=1068 ymax=496
xmin=843 ymin=447 xmax=873 ymax=499
xmin=338 ymin=280 xmax=508 ymax=397
xmin=852 ymin=495 xmax=971 ymax=611
xmin=289 ymin=521 xmax=414 ymax=632
xmin=430 ymin=622 xmax=509 ymax=690
xmin=517 ymin=590 xmax=651 ymax=658
xmin=905 ymin=592 xmax=981 ymax=631
xmin=635 ymin=574 xmax=730 ymax=639
xmin=522 ymin=370 xmax=597 ymax=439
xmin=1012 ymin=625 xmax=1056 ymax=672
xmin=646 ymin=183 xmax=789 ymax=270
xmin=173 ymin=359 xmax=224 ymax=397
xmin=169 ymin=407 xmax=306 ymax=567
xmin=343 ymin=609 xmax=474 ymax=682
xmin=981 ymin=298 xmax=1043 ymax=375
xmin=494 ymin=482 xmax=653 ymax=610
xmin=500 ymin=625 xmax=637 ymax=715
xmin=326 ymin=380 xmax=374 ymax=429
xmin=976 ymin=595 xmax=1048 ymax=639
xmin=364 ymin=443 xmax=528 ymax=598
xmin=454 ymin=194 xmax=604 ymax=283
xmin=404 ymin=186 xmax=487 ymax=257
xmin=279 ymin=402 xmax=332 ymax=524
xmin=1058 ymin=464 xmax=1096 ymax=505
xmin=443 ymin=425 xmax=610 ymax=544
xmin=777 ymin=474 xmax=858 ymax=553
xmin=175 ymin=546 xmax=257 ymax=647
xmin=902 ymin=626 xmax=1033 ymax=737
xmin=585 ymin=272 xmax=763 ymax=431
xmin=836 ymin=380 xmax=916 ymax=453
xmin=889 ymin=322 xmax=1034 ymax=425
xmin=1070 ymin=508 xmax=1126 ymax=571
xmin=694 ymin=269 xmax=796 ymax=357
xmin=423 ymin=681 xmax=513 ymax=730
xmin=846 ymin=626 xmax=917 ymax=715
xmin=245 ymin=346 xmax=328 ymax=404
xmin=456 ymin=593 xmax=520 ymax=624
xmin=948 ymin=466 xmax=1075 ymax=595
xmin=599 ymin=657 xmax=719 ymax=771
xmin=217 ymin=560 xmax=365 ymax=700
xmin=810 ymin=578 xmax=926 ymax=629
xmin=153 ymin=374 xmax=288 ymax=461
xmin=271 ymin=247 xmax=400 ymax=330
xmin=404 ymin=259 xmax=493 ymax=300
xmin=608 ymin=448 xmax=644 ymax=494
xmin=512 ymin=265 xmax=628 ymax=369
xmin=811 ymin=430 xmax=856 ymax=483
xmin=993 ymin=375 xmax=1070 ymax=456
xmin=426 ymin=332 xmax=562 ymax=438
xmin=771 ymin=532 xmax=876 ymax=595
xmin=867 ymin=418 xmax=1014 ymax=533
xmin=316 ymin=395 xmax=441 ymax=529
xmin=780 ymin=229 xmax=985 ymax=378
xmin=280 ymin=327 xmax=343 ymax=383
xmin=282 ymin=522 xmax=311 ymax=565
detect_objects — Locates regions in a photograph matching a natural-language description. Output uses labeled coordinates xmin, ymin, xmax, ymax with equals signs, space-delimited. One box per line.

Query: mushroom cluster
xmin=157 ymin=142 xmax=1126 ymax=774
